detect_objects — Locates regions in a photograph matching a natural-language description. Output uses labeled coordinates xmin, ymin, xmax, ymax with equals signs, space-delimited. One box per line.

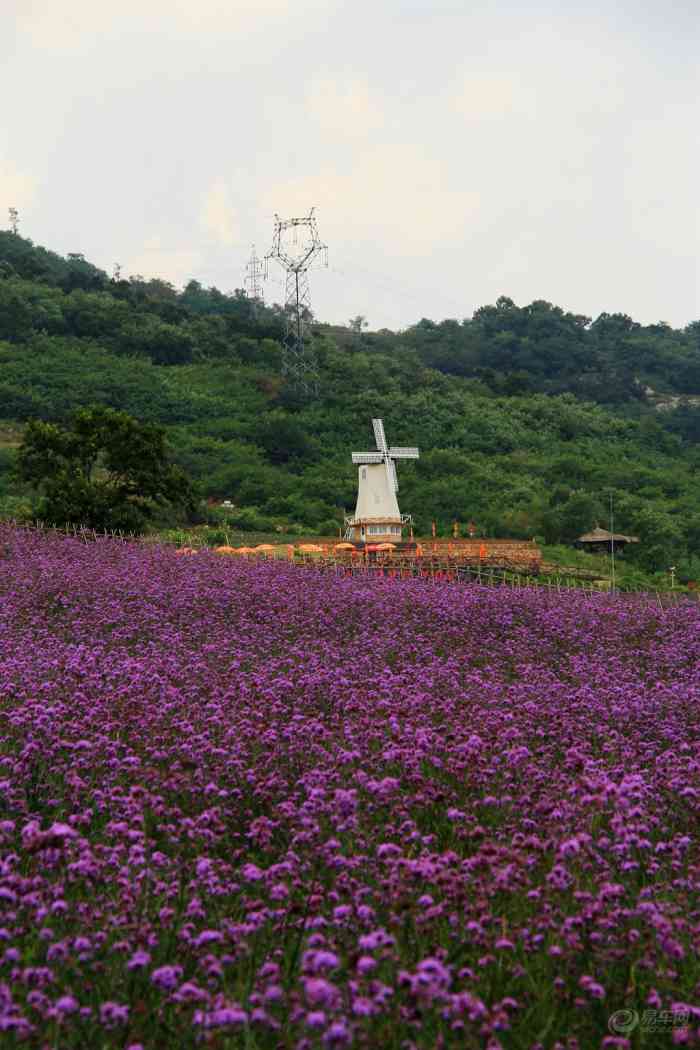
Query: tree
xmin=115 ymin=317 xmax=195 ymax=364
xmin=17 ymin=407 xmax=196 ymax=531
xmin=627 ymin=506 xmax=685 ymax=574
xmin=255 ymin=412 xmax=317 ymax=466
xmin=0 ymin=281 xmax=34 ymax=341
xmin=540 ymin=490 xmax=605 ymax=545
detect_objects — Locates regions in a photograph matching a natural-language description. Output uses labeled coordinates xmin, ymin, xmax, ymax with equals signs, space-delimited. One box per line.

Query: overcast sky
xmin=2 ymin=0 xmax=698 ymax=331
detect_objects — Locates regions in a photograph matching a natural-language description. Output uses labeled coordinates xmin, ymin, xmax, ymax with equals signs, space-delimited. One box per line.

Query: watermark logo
xmin=609 ymin=1008 xmax=689 ymax=1035
xmin=608 ymin=1009 xmax=638 ymax=1035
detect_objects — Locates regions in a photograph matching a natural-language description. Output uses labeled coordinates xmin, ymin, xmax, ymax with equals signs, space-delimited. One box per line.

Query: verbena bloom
xmin=2 ymin=525 xmax=699 ymax=1048
xmin=127 ymin=950 xmax=151 ymax=971
xmin=304 ymin=978 xmax=337 ymax=1007
xmin=55 ymin=995 xmax=78 ymax=1014
xmin=306 ymin=1011 xmax=326 ymax=1028
xmin=151 ymin=966 xmax=183 ymax=991
xmin=99 ymin=1002 xmax=129 ymax=1027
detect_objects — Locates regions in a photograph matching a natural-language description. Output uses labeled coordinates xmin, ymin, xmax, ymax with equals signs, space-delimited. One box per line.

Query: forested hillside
xmin=1 ymin=231 xmax=699 ymax=576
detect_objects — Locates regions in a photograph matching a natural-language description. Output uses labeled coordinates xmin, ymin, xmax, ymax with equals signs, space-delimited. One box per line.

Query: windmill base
xmin=344 ymin=514 xmax=412 ymax=543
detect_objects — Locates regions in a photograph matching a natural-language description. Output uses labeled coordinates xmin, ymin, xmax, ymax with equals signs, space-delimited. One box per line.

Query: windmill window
xmin=361 ymin=468 xmax=366 ymax=479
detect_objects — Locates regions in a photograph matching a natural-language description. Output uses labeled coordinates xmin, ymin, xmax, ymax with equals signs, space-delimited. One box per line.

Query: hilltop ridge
xmin=1 ymin=231 xmax=699 ymax=578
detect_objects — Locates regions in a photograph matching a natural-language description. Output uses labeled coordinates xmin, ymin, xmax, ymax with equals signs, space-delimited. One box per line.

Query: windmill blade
xmin=372 ymin=418 xmax=388 ymax=453
xmin=390 ymin=458 xmax=399 ymax=492
xmin=352 ymin=452 xmax=384 ymax=464
xmin=389 ymin=446 xmax=420 ymax=459
xmin=385 ymin=457 xmax=394 ymax=493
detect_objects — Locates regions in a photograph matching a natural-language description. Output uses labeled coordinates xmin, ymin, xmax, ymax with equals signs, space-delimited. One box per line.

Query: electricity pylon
xmin=244 ymin=244 xmax=265 ymax=310
xmin=265 ymin=209 xmax=327 ymax=398
xmin=8 ymin=208 xmax=18 ymax=235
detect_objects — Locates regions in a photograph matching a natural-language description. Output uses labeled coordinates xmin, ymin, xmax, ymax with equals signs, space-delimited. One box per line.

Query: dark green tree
xmin=255 ymin=412 xmax=317 ymax=466
xmin=540 ymin=490 xmax=606 ymax=545
xmin=17 ymin=407 xmax=196 ymax=531
xmin=0 ymin=281 xmax=34 ymax=341
xmin=626 ymin=506 xmax=686 ymax=573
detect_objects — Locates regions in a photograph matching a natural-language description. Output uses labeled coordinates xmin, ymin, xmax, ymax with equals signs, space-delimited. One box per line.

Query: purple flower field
xmin=1 ymin=525 xmax=699 ymax=1049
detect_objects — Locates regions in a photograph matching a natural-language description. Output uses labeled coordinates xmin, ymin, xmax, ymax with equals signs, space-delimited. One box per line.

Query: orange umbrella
xmin=334 ymin=542 xmax=356 ymax=550
xmin=298 ymin=544 xmax=323 ymax=553
xmin=374 ymin=542 xmax=396 ymax=551
xmin=254 ymin=544 xmax=276 ymax=552
xmin=214 ymin=545 xmax=237 ymax=554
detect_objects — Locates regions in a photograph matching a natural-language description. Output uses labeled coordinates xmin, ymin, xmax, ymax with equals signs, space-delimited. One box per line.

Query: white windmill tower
xmin=345 ymin=419 xmax=419 ymax=542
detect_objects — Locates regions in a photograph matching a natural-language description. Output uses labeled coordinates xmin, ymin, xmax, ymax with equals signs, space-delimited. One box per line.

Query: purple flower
xmin=151 ymin=965 xmax=183 ymax=991
xmin=303 ymin=949 xmax=340 ymax=973
xmin=127 ymin=949 xmax=151 ymax=971
xmin=99 ymin=1001 xmax=129 ymax=1027
xmin=3 ymin=522 xmax=700 ymax=1047
xmin=55 ymin=995 xmax=78 ymax=1014
xmin=323 ymin=1020 xmax=351 ymax=1045
xmin=304 ymin=978 xmax=338 ymax=1007
xmin=207 ymin=1007 xmax=248 ymax=1026
xmin=358 ymin=929 xmax=394 ymax=951
xmin=352 ymin=996 xmax=375 ymax=1016
xmin=193 ymin=930 xmax=223 ymax=948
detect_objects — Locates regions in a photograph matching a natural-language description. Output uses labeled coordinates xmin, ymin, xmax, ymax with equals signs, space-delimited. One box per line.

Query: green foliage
xmin=541 ymin=491 xmax=606 ymax=545
xmin=255 ymin=411 xmax=319 ymax=466
xmin=2 ymin=233 xmax=700 ymax=575
xmin=17 ymin=407 xmax=196 ymax=531
xmin=626 ymin=505 xmax=685 ymax=574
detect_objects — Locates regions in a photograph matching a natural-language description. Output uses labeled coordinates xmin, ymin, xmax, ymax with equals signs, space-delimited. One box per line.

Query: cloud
xmin=0 ymin=162 xmax=38 ymax=216
xmin=451 ymin=73 xmax=524 ymax=121
xmin=306 ymin=77 xmax=384 ymax=138
xmin=125 ymin=238 xmax=201 ymax=288
xmin=0 ymin=157 xmax=38 ymax=202
xmin=13 ymin=0 xmax=321 ymax=51
xmin=261 ymin=143 xmax=479 ymax=253
xmin=201 ymin=178 xmax=238 ymax=246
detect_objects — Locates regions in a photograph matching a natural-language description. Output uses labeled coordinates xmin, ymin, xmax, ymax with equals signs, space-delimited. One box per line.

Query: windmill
xmin=345 ymin=419 xmax=419 ymax=542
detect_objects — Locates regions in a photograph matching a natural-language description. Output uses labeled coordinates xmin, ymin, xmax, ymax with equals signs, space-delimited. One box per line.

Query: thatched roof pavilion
xmin=575 ymin=527 xmax=639 ymax=553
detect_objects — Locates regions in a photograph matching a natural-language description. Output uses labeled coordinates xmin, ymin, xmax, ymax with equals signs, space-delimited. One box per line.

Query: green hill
xmin=1 ymin=231 xmax=699 ymax=579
